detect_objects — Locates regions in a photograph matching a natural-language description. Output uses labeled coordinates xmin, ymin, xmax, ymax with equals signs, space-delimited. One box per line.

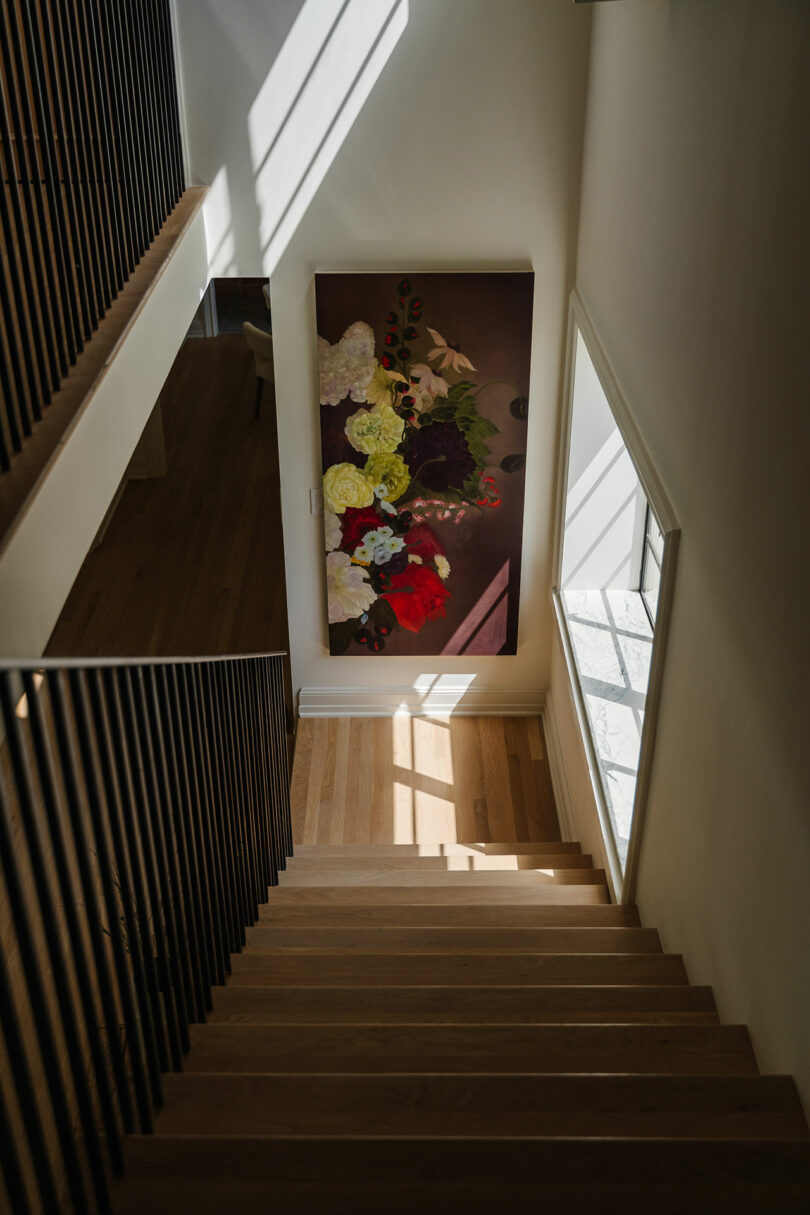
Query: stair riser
xmin=294 ymin=843 xmax=584 ymax=857
xmin=227 ymin=953 xmax=689 ymax=987
xmin=285 ymin=855 xmax=597 ymax=872
xmin=157 ymin=1074 xmax=806 ymax=1139
xmin=243 ymin=927 xmax=662 ymax=953
xmin=277 ymin=870 xmax=608 ymax=886
xmin=264 ymin=886 xmax=610 ymax=905
xmin=259 ymin=904 xmax=639 ymax=927
xmin=209 ymin=985 xmax=718 ymax=1025
xmin=185 ymin=1025 xmax=758 ymax=1076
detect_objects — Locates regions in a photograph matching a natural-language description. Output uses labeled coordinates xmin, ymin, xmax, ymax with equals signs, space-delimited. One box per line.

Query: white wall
xmin=172 ymin=0 xmax=592 ymax=710
xmin=0 ymin=203 xmax=210 ymax=657
xmin=555 ymin=0 xmax=810 ymax=1109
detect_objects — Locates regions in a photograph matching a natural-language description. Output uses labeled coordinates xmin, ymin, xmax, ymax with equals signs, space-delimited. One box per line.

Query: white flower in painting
xmin=410 ymin=363 xmax=450 ymax=397
xmin=362 ymin=526 xmax=394 ymax=548
xmin=324 ymin=510 xmax=341 ymax=552
xmin=326 ymin=551 xmax=376 ymax=623
xmin=318 ymin=321 xmax=376 ymax=406
xmin=435 ymin=555 xmax=451 ymax=580
xmin=426 ymin=327 xmax=476 ymax=373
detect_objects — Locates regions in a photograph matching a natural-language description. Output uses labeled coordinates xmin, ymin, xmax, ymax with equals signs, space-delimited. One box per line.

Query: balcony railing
xmin=0 ymin=653 xmax=292 ymax=1214
xmin=0 ymin=0 xmax=186 ymax=472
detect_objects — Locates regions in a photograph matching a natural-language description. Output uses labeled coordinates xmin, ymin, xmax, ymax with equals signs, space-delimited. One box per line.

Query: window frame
xmin=551 ymin=290 xmax=680 ymax=904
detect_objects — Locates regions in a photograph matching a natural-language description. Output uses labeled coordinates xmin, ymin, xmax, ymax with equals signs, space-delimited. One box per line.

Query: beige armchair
xmin=242 ymin=322 xmax=275 ymax=420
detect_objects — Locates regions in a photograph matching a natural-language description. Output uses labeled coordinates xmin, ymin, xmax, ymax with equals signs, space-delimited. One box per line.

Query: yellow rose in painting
xmin=364 ymin=453 xmax=411 ymax=504
xmin=345 ymin=402 xmax=404 ymax=455
xmin=323 ymin=463 xmax=375 ymax=514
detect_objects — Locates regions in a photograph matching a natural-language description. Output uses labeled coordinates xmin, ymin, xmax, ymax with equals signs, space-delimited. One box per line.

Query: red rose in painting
xmin=383 ymin=565 xmax=450 ymax=633
xmin=339 ymin=506 xmax=381 ymax=552
xmin=405 ymin=523 xmax=444 ymax=563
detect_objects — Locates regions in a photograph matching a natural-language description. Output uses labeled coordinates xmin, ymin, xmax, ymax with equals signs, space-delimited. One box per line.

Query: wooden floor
xmin=46 ymin=335 xmax=289 ymax=658
xmin=291 ymin=716 xmax=561 ymax=844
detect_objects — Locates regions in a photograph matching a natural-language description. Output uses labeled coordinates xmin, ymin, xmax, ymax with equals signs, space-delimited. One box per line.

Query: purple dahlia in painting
xmin=404 ymin=422 xmax=476 ymax=491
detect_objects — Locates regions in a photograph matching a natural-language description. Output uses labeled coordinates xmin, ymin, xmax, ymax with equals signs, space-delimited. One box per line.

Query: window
xmin=553 ymin=293 xmax=679 ymax=900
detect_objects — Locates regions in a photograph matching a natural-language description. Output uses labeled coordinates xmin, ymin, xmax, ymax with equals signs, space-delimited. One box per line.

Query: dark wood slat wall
xmin=0 ymin=0 xmax=185 ymax=473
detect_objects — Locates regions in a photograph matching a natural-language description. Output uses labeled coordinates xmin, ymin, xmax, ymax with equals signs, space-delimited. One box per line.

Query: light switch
xmin=310 ymin=487 xmax=324 ymax=514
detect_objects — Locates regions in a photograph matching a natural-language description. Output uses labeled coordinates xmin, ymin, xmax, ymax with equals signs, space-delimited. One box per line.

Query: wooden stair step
xmin=155 ymin=1072 xmax=808 ymax=1138
xmin=242 ymin=924 xmax=661 ymax=953
xmin=208 ymin=984 xmax=718 ymax=1025
xmin=226 ymin=950 xmax=688 ymax=987
xmin=277 ymin=868 xmax=607 ymax=886
xmin=263 ymin=884 xmax=610 ymax=905
xmin=184 ymin=1023 xmax=757 ymax=1075
xmin=258 ymin=902 xmax=639 ymax=927
xmin=294 ymin=842 xmax=583 ymax=857
xmin=285 ymin=853 xmax=597 ymax=872
xmin=115 ymin=1136 xmax=810 ymax=1215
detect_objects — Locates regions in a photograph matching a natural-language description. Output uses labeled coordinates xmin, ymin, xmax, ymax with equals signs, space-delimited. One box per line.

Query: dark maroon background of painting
xmin=315 ymin=272 xmax=534 ymax=656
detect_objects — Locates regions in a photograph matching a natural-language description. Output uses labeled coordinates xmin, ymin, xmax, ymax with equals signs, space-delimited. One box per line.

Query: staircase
xmin=114 ymin=840 xmax=810 ymax=1213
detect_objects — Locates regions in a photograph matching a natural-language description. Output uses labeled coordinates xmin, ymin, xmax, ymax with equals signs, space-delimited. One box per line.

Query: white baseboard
xmin=542 ymin=689 xmax=576 ymax=842
xmin=298 ymin=685 xmax=546 ymax=718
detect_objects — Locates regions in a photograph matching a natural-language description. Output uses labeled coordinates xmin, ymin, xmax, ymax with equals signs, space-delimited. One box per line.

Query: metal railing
xmin=0 ymin=0 xmax=185 ymax=471
xmin=0 ymin=653 xmax=292 ymax=1214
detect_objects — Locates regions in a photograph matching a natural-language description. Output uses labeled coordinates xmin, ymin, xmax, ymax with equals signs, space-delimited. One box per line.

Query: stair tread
xmin=208 ymin=983 xmax=718 ymax=1024
xmin=184 ymin=1023 xmax=758 ymax=1076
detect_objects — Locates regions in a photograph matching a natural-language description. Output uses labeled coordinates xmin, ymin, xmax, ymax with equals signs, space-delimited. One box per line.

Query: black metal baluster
xmin=56 ymin=0 xmax=113 ymax=308
xmin=157 ymin=0 xmax=186 ymax=198
xmin=272 ymin=656 xmax=293 ymax=859
xmin=0 ymin=51 xmax=53 ymax=411
xmin=45 ymin=669 xmax=137 ymax=1135
xmin=113 ymin=666 xmax=183 ymax=1071
xmin=152 ymin=665 xmax=209 ymax=1022
xmin=199 ymin=663 xmax=245 ymax=952
xmin=108 ymin=0 xmax=152 ymax=254
xmin=2 ymin=5 xmax=68 ymax=374
xmin=175 ymin=665 xmax=226 ymax=987
xmin=128 ymin=666 xmax=192 ymax=1053
xmin=213 ymin=661 xmax=255 ymax=930
xmin=232 ymin=662 xmax=263 ymax=901
xmin=258 ymin=658 xmax=284 ymax=878
xmin=50 ymin=0 xmax=105 ymax=326
xmin=80 ymin=0 xmax=127 ymax=292
xmin=0 ymin=931 xmax=61 ymax=1215
xmin=0 ymin=1060 xmax=32 ymax=1215
xmin=119 ymin=0 xmax=159 ymax=241
xmin=36 ymin=0 xmax=95 ymax=339
xmin=0 ymin=674 xmax=93 ymax=1213
xmin=222 ymin=662 xmax=260 ymax=920
xmin=87 ymin=669 xmax=163 ymax=1108
xmin=137 ymin=0 xmax=172 ymax=220
xmin=18 ymin=0 xmax=82 ymax=360
xmin=24 ymin=671 xmax=125 ymax=1179
xmin=92 ymin=0 xmax=138 ymax=272
xmin=244 ymin=661 xmax=275 ymax=891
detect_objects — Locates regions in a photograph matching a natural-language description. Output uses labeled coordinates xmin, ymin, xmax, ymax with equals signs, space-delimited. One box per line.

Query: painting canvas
xmin=316 ymin=272 xmax=534 ymax=656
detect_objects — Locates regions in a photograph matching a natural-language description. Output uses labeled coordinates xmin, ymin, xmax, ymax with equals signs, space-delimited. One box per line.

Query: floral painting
xmin=316 ymin=273 xmax=534 ymax=656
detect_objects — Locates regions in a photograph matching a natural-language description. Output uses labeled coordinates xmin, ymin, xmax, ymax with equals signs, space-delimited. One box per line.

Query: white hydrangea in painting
xmin=326 ymin=551 xmax=376 ymax=623
xmin=318 ymin=321 xmax=377 ymax=406
xmin=324 ymin=510 xmax=342 ymax=552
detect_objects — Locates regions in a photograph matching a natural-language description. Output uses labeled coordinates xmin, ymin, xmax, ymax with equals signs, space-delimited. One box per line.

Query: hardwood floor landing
xmin=45 ymin=335 xmax=289 ymax=659
xmin=291 ymin=716 xmax=560 ymax=845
